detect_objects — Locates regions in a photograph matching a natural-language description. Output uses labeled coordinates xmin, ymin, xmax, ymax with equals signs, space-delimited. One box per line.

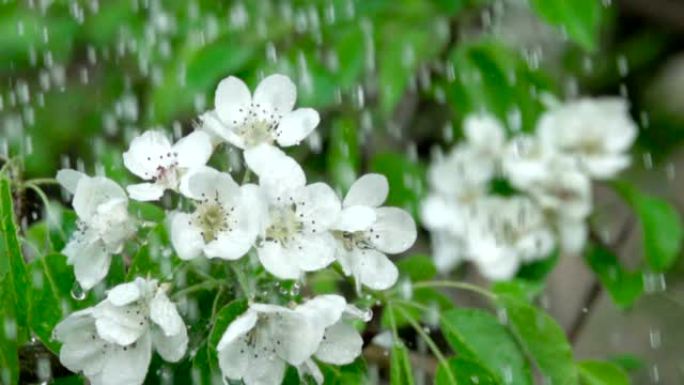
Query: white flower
xmin=245 ymin=145 xmax=341 ymax=280
xmin=501 ymin=134 xmax=557 ymax=190
xmin=123 ymin=130 xmax=213 ymax=201
xmin=53 ymin=278 xmax=188 ymax=385
xmin=427 ymin=145 xmax=494 ymax=203
xmin=170 ymin=167 xmax=264 ymax=261
xmin=200 ymin=74 xmax=320 ymax=151
xmin=331 ymin=174 xmax=417 ymax=291
xmin=537 ymin=97 xmax=637 ymax=179
xmin=56 ymin=170 xmax=135 ymax=290
xmin=466 ymin=197 xmax=555 ymax=280
xmin=216 ymin=295 xmax=335 ymax=385
xmin=463 ymin=113 xmax=506 ymax=160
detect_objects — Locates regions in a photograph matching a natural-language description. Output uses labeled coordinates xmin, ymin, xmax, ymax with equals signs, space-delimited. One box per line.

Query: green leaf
xmin=435 ymin=357 xmax=500 ymax=385
xmin=609 ymin=354 xmax=644 ymax=372
xmin=381 ymin=288 xmax=453 ymax=328
xmin=370 ymin=152 xmax=426 ymax=219
xmin=529 ymin=0 xmax=602 ymax=51
xmin=584 ymin=243 xmax=643 ymax=309
xmin=440 ymin=308 xmax=532 ymax=385
xmin=397 ymin=254 xmax=437 ymax=282
xmin=127 ymin=225 xmax=176 ymax=280
xmin=129 ymin=201 xmax=166 ymax=222
xmin=613 ymin=181 xmax=683 ymax=271
xmin=0 ymin=275 xmax=20 ymax=385
xmin=29 ymin=253 xmax=95 ymax=354
xmin=491 ymin=279 xmax=544 ymax=303
xmin=326 ymin=116 xmax=360 ymax=192
xmin=208 ymin=299 xmax=249 ymax=354
xmin=498 ymin=295 xmax=579 ymax=385
xmin=190 ymin=344 xmax=219 ymax=385
xmin=516 ymin=249 xmax=559 ymax=282
xmin=390 ymin=343 xmax=415 ymax=385
xmin=578 ymin=361 xmax=630 ymax=385
xmin=320 ymin=359 xmax=368 ymax=385
xmin=0 ymin=176 xmax=29 ymax=341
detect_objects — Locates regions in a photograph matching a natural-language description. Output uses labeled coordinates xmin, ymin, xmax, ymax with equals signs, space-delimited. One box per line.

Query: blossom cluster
xmin=421 ymin=98 xmax=638 ymax=280
xmin=53 ymin=74 xmax=416 ymax=385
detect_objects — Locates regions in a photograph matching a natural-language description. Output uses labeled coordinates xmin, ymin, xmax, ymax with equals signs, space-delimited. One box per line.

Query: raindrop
xmin=71 ymin=281 xmax=86 ymax=301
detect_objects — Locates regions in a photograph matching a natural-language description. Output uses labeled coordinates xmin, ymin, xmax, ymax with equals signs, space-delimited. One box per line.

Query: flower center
xmin=265 ymin=204 xmax=303 ymax=245
xmin=235 ymin=103 xmax=283 ymax=147
xmin=194 ymin=201 xmax=230 ymax=243
xmin=336 ymin=231 xmax=373 ymax=251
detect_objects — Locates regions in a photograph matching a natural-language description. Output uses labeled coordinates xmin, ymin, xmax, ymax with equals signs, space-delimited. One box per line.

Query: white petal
xmin=218 ymin=337 xmax=250 ymax=381
xmin=558 ymin=218 xmax=587 ymax=255
xmin=352 ymin=248 xmax=399 ymax=290
xmin=289 ymin=233 xmax=336 ymax=272
xmin=203 ymin=230 xmax=253 ymax=260
xmin=173 ymin=130 xmax=213 ymax=169
xmin=295 ymin=295 xmax=346 ymax=328
xmin=73 ymin=176 xmax=127 ymax=222
xmin=123 ymin=130 xmax=173 ymax=180
xmin=99 ymin=331 xmax=152 ymax=385
xmin=315 ymin=321 xmax=363 ymax=365
xmin=300 ymin=182 xmax=342 ymax=230
xmin=151 ymin=325 xmax=187 ymax=362
xmin=463 ymin=114 xmax=506 ymax=154
xmin=333 ymin=206 xmax=377 ymax=232
xmin=369 ymin=207 xmax=417 ymax=254
xmin=185 ymin=166 xmax=240 ymax=202
xmin=275 ymin=108 xmax=320 ymax=147
xmin=431 ymin=231 xmax=466 ymax=274
xmin=54 ymin=310 xmax=108 ymax=376
xmin=253 ymin=74 xmax=296 ymax=114
xmin=170 ymin=212 xmax=204 ymax=261
xmin=244 ymin=144 xmax=306 ymax=198
xmin=343 ymin=174 xmax=389 ymax=208
xmin=126 ymin=183 xmax=165 ymax=201
xmin=198 ymin=110 xmax=246 ymax=149
xmin=93 ymin=302 xmax=147 ymax=346
xmin=107 ymin=282 xmax=141 ymax=306
xmin=242 ymin=352 xmax=286 ymax=385
xmin=56 ymin=169 xmax=85 ymax=194
xmin=299 ymin=360 xmax=324 ymax=385
xmin=257 ymin=242 xmax=301 ymax=280
xmin=69 ymin=240 xmax=111 ymax=291
xmin=217 ymin=309 xmax=258 ymax=350
xmin=271 ymin=312 xmax=323 ymax=366
xmin=419 ymin=195 xmax=460 ymax=231
xmin=214 ymin=76 xmax=252 ymax=127
xmin=581 ymin=154 xmax=631 ymax=179
xmin=150 ymin=291 xmax=184 ymax=336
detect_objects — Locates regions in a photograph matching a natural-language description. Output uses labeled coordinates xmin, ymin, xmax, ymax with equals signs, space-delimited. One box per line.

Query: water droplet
xmin=71 ymin=282 xmax=86 ymax=301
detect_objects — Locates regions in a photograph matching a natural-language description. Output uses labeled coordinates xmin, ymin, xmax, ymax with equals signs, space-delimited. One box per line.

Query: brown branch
xmin=618 ymin=0 xmax=684 ymax=34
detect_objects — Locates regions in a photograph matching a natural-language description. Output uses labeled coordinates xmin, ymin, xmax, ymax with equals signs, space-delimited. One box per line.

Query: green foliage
xmin=326 ymin=116 xmax=360 ymax=192
xmin=440 ymin=308 xmax=532 ymax=385
xmin=613 ymin=181 xmax=683 ymax=271
xmin=390 ymin=343 xmax=415 ymax=385
xmin=435 ymin=357 xmax=500 ymax=385
xmin=577 ymin=361 xmax=630 ymax=385
xmin=491 ymin=279 xmax=545 ymax=303
xmin=529 ymin=0 xmax=602 ymax=51
xmin=584 ymin=243 xmax=643 ymax=309
xmin=396 ymin=254 xmax=438 ymax=282
xmin=370 ymin=152 xmax=426 ymax=218
xmin=497 ymin=294 xmax=579 ymax=385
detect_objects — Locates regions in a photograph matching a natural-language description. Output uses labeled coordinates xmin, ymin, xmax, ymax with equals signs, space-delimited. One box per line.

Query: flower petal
xmin=93 ymin=302 xmax=148 ymax=346
xmin=203 ymin=230 xmax=253 ymax=260
xmin=352 ymin=248 xmax=398 ymax=290
xmin=289 ymin=232 xmax=336 ymax=272
xmin=253 ymin=74 xmax=296 ymax=114
xmin=150 ymin=291 xmax=184 ymax=337
xmin=295 ymin=295 xmax=346 ymax=328
xmin=69 ymin=240 xmax=112 ymax=291
xmin=343 ymin=174 xmax=389 ymax=208
xmin=214 ymin=76 xmax=252 ymax=127
xmin=106 ymin=282 xmax=141 ymax=307
xmin=217 ymin=309 xmax=258 ymax=350
xmin=275 ymin=108 xmax=320 ymax=147
xmin=73 ymin=176 xmax=127 ymax=221
xmin=185 ymin=166 xmax=240 ymax=202
xmin=126 ymin=183 xmax=165 ymax=201
xmin=242 ymin=352 xmax=286 ymax=385
xmin=244 ymin=144 xmax=306 ymax=199
xmin=54 ymin=310 xmax=108 ymax=376
xmin=271 ymin=312 xmax=323 ymax=366
xmin=218 ymin=336 xmax=250 ymax=381
xmin=123 ymin=130 xmax=173 ymax=180
xmin=151 ymin=325 xmax=187 ymax=362
xmin=314 ymin=321 xmax=363 ymax=365
xmin=257 ymin=242 xmax=301 ymax=280
xmin=333 ymin=206 xmax=376 ymax=232
xmin=170 ymin=212 xmax=204 ymax=261
xmin=198 ymin=110 xmax=246 ymax=149
xmin=173 ymin=130 xmax=213 ymax=169
xmin=56 ymin=169 xmax=86 ymax=194
xmin=99 ymin=331 xmax=152 ymax=385
xmin=299 ymin=182 xmax=341 ymax=230
xmin=369 ymin=207 xmax=417 ymax=254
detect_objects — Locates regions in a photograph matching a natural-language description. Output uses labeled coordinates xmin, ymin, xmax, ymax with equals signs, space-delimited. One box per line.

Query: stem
xmin=24 ymin=178 xmax=59 ymax=186
xmin=172 ymin=279 xmax=223 ymax=299
xmin=395 ymin=305 xmax=457 ymax=384
xmin=230 ymin=262 xmax=253 ymax=300
xmin=23 ymin=183 xmax=67 ymax=242
xmin=412 ymin=280 xmax=496 ymax=300
xmin=241 ymin=168 xmax=252 ymax=184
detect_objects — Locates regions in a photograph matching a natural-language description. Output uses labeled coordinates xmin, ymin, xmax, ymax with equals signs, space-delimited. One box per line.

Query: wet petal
xmin=173 ymin=130 xmax=213 ymax=169
xmin=123 ymin=130 xmax=173 ymax=180
xmin=151 ymin=325 xmax=187 ymax=363
xmin=170 ymin=212 xmax=204 ymax=261
xmin=126 ymin=183 xmax=165 ymax=201
xmin=214 ymin=76 xmax=252 ymax=127
xmin=106 ymin=282 xmax=141 ymax=307
xmin=314 ymin=321 xmax=363 ymax=365
xmin=275 ymin=108 xmax=319 ymax=147
xmin=343 ymin=174 xmax=389 ymax=208
xmin=289 ymin=233 xmax=336 ymax=272
xmin=150 ymin=291 xmax=184 ymax=336
xmin=217 ymin=309 xmax=258 ymax=350
xmin=253 ymin=74 xmax=296 ymax=114
xmin=369 ymin=207 xmax=417 ymax=254
xmin=56 ymin=169 xmax=86 ymax=194
xmin=352 ymin=248 xmax=398 ymax=291
xmin=99 ymin=331 xmax=152 ymax=385
xmin=333 ymin=206 xmax=376 ymax=232
xmin=257 ymin=241 xmax=301 ymax=280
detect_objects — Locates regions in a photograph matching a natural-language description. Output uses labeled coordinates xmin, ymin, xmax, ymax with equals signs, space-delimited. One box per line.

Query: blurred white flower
xmin=537 ymin=97 xmax=637 ymax=179
xmin=200 ymin=74 xmax=320 ymax=151
xmin=217 ymin=295 xmax=367 ymax=385
xmin=53 ymin=278 xmax=188 ymax=385
xmin=501 ymin=134 xmax=556 ymax=190
xmin=122 ymin=130 xmax=213 ymax=201
xmin=170 ymin=167 xmax=264 ymax=261
xmin=331 ymin=174 xmax=417 ymax=291
xmin=463 ymin=113 xmax=507 ymax=161
xmin=245 ymin=145 xmax=340 ymax=279
xmin=466 ymin=197 xmax=555 ymax=281
xmin=56 ymin=170 xmax=135 ymax=290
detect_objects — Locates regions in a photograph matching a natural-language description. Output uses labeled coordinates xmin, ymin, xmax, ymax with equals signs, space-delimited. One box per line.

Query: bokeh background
xmin=1 ymin=0 xmax=683 ymax=383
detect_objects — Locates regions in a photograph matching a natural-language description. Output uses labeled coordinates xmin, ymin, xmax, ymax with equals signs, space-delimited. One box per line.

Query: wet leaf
xmin=584 ymin=243 xmax=643 ymax=309
xmin=435 ymin=357 xmax=500 ymax=385
xmin=390 ymin=342 xmax=415 ymax=385
xmin=397 ymin=254 xmax=437 ymax=282
xmin=578 ymin=361 xmax=630 ymax=385
xmin=529 ymin=0 xmax=602 ymax=51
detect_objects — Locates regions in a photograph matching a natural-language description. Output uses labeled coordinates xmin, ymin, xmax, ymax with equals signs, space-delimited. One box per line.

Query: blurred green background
xmin=2 ymin=0 xmax=684 ymax=383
